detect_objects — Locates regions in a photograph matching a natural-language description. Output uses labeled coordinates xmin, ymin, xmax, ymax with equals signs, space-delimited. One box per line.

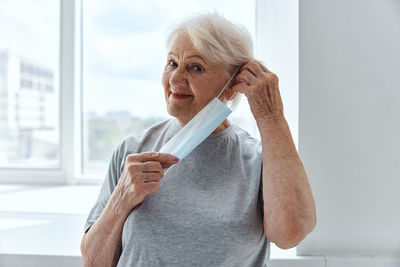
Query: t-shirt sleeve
xmin=83 ymin=142 xmax=124 ymax=233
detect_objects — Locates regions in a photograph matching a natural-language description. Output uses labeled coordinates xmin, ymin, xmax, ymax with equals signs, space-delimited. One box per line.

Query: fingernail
xmin=174 ymin=157 xmax=179 ymax=162
xmin=152 ymin=152 xmax=160 ymax=157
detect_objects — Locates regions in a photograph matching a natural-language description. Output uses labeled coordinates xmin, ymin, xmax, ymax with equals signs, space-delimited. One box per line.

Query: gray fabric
xmin=84 ymin=118 xmax=270 ymax=267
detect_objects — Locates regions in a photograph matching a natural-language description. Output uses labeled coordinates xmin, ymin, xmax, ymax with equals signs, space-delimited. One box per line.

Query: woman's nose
xmin=169 ymin=68 xmax=188 ymax=87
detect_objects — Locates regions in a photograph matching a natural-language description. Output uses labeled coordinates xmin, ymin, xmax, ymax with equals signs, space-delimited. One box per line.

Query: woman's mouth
xmin=171 ymin=93 xmax=193 ymax=99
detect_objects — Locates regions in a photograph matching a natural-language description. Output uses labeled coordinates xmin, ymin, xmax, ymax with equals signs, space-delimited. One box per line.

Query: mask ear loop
xmin=216 ymin=67 xmax=241 ymax=102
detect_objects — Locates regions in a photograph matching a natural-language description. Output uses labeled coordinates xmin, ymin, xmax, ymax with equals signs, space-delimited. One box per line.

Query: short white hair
xmin=166 ymin=12 xmax=255 ymax=109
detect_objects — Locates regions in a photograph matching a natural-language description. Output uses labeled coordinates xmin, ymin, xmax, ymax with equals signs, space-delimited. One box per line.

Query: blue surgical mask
xmin=160 ymin=97 xmax=231 ymax=160
xmin=159 ymin=68 xmax=239 ymax=161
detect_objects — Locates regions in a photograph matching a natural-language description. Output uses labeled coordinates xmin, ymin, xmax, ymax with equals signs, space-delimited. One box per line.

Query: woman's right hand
xmin=112 ymin=152 xmax=179 ymax=214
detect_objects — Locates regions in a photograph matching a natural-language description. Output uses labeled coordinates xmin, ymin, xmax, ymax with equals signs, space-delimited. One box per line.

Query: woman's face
xmin=162 ymin=33 xmax=229 ymax=125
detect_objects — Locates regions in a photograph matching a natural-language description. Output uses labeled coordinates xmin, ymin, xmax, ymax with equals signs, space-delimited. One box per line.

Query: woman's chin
xmin=167 ymin=106 xmax=184 ymax=119
xmin=167 ymin=107 xmax=193 ymax=125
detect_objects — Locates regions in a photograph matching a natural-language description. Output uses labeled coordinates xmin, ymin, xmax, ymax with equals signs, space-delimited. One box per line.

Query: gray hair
xmin=166 ymin=12 xmax=255 ymax=108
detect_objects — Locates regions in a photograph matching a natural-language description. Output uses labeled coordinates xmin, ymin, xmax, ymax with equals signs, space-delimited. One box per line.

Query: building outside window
xmin=0 ymin=0 xmax=60 ymax=169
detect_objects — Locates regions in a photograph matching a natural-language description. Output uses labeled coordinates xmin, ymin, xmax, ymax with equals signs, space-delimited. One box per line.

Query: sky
xmin=0 ymin=0 xmax=59 ymax=68
xmin=82 ymin=0 xmax=256 ymax=118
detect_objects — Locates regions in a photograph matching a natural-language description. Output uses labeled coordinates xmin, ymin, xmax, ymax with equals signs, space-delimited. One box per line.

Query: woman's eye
xmin=168 ymin=60 xmax=177 ymax=67
xmin=191 ymin=64 xmax=203 ymax=72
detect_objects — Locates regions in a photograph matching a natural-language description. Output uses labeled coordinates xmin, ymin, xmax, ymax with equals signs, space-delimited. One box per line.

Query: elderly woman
xmin=81 ymin=13 xmax=316 ymax=267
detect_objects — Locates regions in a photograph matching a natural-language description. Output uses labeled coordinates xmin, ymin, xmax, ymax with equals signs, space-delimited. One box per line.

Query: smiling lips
xmin=171 ymin=92 xmax=193 ymax=99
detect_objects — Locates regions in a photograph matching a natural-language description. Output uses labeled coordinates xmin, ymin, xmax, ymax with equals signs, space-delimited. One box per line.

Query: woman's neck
xmin=212 ymin=119 xmax=230 ymax=134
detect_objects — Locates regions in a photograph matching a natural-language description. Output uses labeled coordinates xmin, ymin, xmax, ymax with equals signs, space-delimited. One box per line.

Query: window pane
xmin=0 ymin=0 xmax=60 ymax=168
xmin=83 ymin=0 xmax=255 ymax=175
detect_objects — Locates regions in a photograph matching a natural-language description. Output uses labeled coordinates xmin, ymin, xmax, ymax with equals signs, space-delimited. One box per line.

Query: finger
xmin=230 ymin=80 xmax=249 ymax=94
xmin=160 ymin=161 xmax=176 ymax=169
xmin=138 ymin=172 xmax=163 ymax=183
xmin=237 ymin=69 xmax=256 ymax=85
xmin=126 ymin=152 xmax=158 ymax=163
xmin=241 ymin=61 xmax=264 ymax=77
xmin=125 ymin=162 xmax=164 ymax=184
xmin=135 ymin=182 xmax=160 ymax=195
xmin=141 ymin=161 xmax=163 ymax=173
xmin=126 ymin=162 xmax=143 ymax=180
xmin=156 ymin=153 xmax=180 ymax=170
xmin=127 ymin=152 xmax=179 ymax=165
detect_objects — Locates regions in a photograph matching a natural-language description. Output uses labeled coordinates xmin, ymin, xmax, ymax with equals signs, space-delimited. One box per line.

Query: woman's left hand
xmin=230 ymin=61 xmax=284 ymax=122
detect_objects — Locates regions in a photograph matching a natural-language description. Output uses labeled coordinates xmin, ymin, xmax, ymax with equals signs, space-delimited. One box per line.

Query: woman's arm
xmin=81 ymin=188 xmax=130 ymax=267
xmin=257 ymin=115 xmax=316 ymax=249
xmin=80 ymin=152 xmax=178 ymax=267
xmin=230 ymin=62 xmax=316 ymax=249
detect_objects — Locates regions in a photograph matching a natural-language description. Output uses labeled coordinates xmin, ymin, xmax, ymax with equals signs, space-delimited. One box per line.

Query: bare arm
xmin=80 ymin=188 xmax=130 ymax=267
xmin=80 ymin=152 xmax=178 ymax=267
xmin=230 ymin=61 xmax=317 ymax=249
xmin=257 ymin=116 xmax=316 ymax=249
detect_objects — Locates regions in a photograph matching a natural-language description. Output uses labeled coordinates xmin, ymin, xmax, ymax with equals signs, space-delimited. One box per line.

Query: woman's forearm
xmin=81 ymin=152 xmax=176 ymax=266
xmin=257 ymin=115 xmax=316 ymax=249
xmin=81 ymin=187 xmax=132 ymax=267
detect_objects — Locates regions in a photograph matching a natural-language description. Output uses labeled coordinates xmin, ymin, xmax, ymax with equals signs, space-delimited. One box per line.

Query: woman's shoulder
xmin=211 ymin=123 xmax=262 ymax=158
xmin=230 ymin=124 xmax=261 ymax=144
xmin=211 ymin=123 xmax=262 ymax=167
xmin=230 ymin=124 xmax=262 ymax=156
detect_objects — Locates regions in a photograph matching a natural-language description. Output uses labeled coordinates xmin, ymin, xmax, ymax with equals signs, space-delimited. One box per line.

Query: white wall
xmin=256 ymin=0 xmax=299 ymax=148
xmin=297 ymin=0 xmax=400 ymax=257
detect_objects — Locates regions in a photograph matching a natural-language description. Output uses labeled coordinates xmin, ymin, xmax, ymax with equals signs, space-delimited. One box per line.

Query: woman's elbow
xmin=274 ymin=231 xmax=304 ymax=250
xmin=272 ymin=216 xmax=317 ymax=250
xmin=81 ymin=234 xmax=93 ymax=267
xmin=274 ymin=229 xmax=307 ymax=249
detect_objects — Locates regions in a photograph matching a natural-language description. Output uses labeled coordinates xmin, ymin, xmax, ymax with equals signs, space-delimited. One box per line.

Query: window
xmin=0 ymin=0 xmax=60 ymax=168
xmin=0 ymin=0 xmax=298 ymax=187
xmin=82 ymin=0 xmax=257 ymax=175
xmin=0 ymin=0 xmax=299 ymax=258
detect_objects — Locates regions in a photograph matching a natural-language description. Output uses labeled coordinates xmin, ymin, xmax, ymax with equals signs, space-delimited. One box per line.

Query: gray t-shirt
xmin=84 ymin=118 xmax=270 ymax=267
